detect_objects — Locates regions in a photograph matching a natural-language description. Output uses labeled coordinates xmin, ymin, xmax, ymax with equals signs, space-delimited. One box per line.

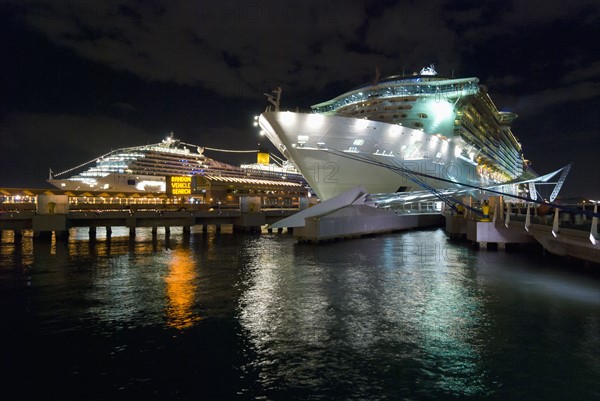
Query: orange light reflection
xmin=165 ymin=249 xmax=200 ymax=330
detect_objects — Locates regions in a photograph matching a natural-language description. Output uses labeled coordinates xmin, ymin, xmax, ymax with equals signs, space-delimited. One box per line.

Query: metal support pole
xmin=552 ymin=208 xmax=560 ymax=237
xmin=590 ymin=203 xmax=598 ymax=245
xmin=492 ymin=202 xmax=498 ymax=224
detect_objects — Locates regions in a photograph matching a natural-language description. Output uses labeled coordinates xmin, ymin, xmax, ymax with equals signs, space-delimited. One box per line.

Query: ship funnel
xmin=257 ymin=149 xmax=270 ymax=165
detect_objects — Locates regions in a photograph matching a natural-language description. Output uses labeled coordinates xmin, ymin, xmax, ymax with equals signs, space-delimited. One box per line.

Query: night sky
xmin=1 ymin=0 xmax=598 ymax=199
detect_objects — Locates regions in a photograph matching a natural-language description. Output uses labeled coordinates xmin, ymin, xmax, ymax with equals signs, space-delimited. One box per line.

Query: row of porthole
xmin=372 ymin=112 xmax=429 ymax=119
xmin=388 ymin=97 xmax=418 ymax=102
xmin=353 ymin=110 xmax=429 ymax=119
xmin=347 ymin=96 xmax=421 ymax=110
xmin=383 ymin=105 xmax=413 ymax=111
xmin=373 ymin=114 xmax=424 ymax=128
xmin=337 ymin=97 xmax=424 ymax=114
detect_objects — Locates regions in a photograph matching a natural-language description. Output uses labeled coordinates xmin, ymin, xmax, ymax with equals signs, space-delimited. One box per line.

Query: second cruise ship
xmin=48 ymin=134 xmax=304 ymax=193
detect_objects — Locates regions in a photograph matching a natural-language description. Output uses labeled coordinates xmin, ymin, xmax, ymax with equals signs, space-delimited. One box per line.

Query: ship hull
xmin=259 ymin=112 xmax=490 ymax=200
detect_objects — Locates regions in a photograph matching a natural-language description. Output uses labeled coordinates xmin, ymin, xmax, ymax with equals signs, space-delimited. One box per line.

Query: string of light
xmin=202 ymin=147 xmax=258 ymax=153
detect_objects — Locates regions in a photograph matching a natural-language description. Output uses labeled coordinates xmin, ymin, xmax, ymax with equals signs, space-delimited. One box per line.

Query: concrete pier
xmin=445 ymin=201 xmax=600 ymax=263
xmin=294 ymin=206 xmax=443 ymax=242
xmin=1 ymin=207 xmax=297 ymax=241
xmin=270 ymin=186 xmax=444 ymax=243
xmin=234 ymin=212 xmax=265 ymax=233
xmin=466 ymin=220 xmax=536 ymax=248
xmin=0 ymin=189 xmax=304 ymax=245
xmin=445 ymin=215 xmax=467 ymax=239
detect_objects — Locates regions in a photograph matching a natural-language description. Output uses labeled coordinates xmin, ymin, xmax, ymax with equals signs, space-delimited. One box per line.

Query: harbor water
xmin=1 ymin=227 xmax=598 ymax=400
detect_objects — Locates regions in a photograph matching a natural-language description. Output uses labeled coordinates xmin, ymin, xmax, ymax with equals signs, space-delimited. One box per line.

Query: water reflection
xmin=471 ymin=251 xmax=600 ymax=399
xmin=81 ymin=229 xmax=185 ymax=332
xmin=238 ymin=230 xmax=493 ymax=399
xmin=165 ymin=248 xmax=200 ymax=330
xmin=1 ymin=226 xmax=598 ymax=400
xmin=85 ymin=254 xmax=164 ymax=332
xmin=0 ymin=230 xmax=35 ymax=268
xmin=68 ymin=227 xmax=163 ymax=258
xmin=2 ymin=228 xmax=206 ymax=333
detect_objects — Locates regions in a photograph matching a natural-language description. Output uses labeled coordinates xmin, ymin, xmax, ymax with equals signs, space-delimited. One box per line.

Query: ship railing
xmin=506 ymin=206 xmax=594 ymax=232
xmin=0 ymin=203 xmax=37 ymax=213
xmin=379 ymin=200 xmax=443 ymax=214
xmin=313 ymin=83 xmax=479 ymax=114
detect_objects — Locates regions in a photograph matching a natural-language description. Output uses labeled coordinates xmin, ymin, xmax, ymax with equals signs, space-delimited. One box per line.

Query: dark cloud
xmin=563 ymin=60 xmax=600 ymax=83
xmin=485 ymin=75 xmax=522 ymax=87
xmin=364 ymin=2 xmax=460 ymax=73
xmin=16 ymin=1 xmax=369 ymax=98
xmin=112 ymin=101 xmax=137 ymax=113
xmin=0 ymin=111 xmax=152 ymax=167
xmin=13 ymin=0 xmax=600 ymax=96
xmin=519 ymin=81 xmax=599 ymax=114
xmin=494 ymin=81 xmax=600 ymax=116
xmin=0 ymin=110 xmax=154 ymax=186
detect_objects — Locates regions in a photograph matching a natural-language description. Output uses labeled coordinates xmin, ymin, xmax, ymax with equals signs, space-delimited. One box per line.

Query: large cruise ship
xmin=258 ymin=65 xmax=536 ymax=201
xmin=48 ymin=134 xmax=304 ymax=192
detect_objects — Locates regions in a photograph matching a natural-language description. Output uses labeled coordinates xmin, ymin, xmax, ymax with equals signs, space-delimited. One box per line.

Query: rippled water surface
xmin=1 ymin=227 xmax=598 ymax=400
